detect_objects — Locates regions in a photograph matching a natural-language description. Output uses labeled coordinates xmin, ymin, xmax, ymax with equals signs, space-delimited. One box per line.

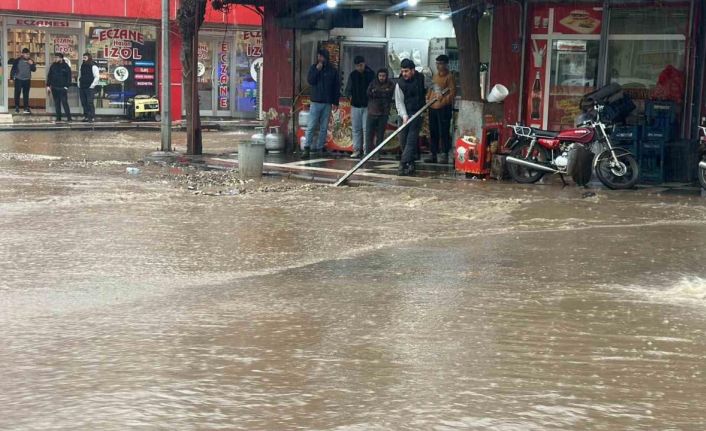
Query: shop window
xmin=84 ymin=22 xmax=157 ymax=111
xmin=607 ymin=6 xmax=688 ymax=116
xmin=608 ymin=7 xmax=689 ymax=35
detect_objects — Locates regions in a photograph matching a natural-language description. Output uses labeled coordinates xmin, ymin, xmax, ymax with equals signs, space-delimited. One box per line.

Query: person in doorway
xmin=46 ymin=53 xmax=73 ymax=123
xmin=365 ymin=68 xmax=395 ymax=158
xmin=78 ymin=53 xmax=100 ymax=122
xmin=303 ymin=48 xmax=340 ymax=158
xmin=394 ymin=58 xmax=426 ymax=176
xmin=10 ymin=48 xmax=36 ymax=114
xmin=425 ymin=54 xmax=456 ymax=164
xmin=344 ymin=55 xmax=374 ymax=158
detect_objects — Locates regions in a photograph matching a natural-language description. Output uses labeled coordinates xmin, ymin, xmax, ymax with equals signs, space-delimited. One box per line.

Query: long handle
xmin=333 ymin=88 xmax=449 ymax=187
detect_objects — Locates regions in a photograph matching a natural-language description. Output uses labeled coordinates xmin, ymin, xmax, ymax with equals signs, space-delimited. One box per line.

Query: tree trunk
xmin=177 ymin=0 xmax=206 ymax=155
xmin=450 ymin=0 xmax=484 ymax=138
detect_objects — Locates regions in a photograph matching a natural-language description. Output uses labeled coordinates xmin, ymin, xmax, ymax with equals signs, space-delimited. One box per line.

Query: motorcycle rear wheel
xmin=508 ymin=142 xmax=549 ymax=184
xmin=595 ymin=149 xmax=639 ymax=190
xmin=698 ymin=155 xmax=706 ymax=190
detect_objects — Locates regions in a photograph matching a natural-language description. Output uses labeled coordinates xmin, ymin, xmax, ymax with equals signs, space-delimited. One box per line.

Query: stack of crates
xmin=611 ymin=125 xmax=641 ymax=160
xmin=639 ymin=101 xmax=678 ymax=184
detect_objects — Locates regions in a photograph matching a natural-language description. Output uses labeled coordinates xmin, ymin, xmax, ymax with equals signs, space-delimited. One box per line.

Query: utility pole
xmin=161 ymin=0 xmax=172 ymax=151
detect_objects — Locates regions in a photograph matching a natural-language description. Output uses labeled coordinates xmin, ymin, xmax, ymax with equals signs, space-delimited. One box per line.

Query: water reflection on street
xmin=1 ymin=130 xmax=705 ymax=430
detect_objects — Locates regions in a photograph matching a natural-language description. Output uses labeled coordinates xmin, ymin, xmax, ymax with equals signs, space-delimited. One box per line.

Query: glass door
xmin=197 ymin=37 xmax=234 ymax=117
xmin=0 ymin=26 xmax=5 ymax=112
xmin=547 ymin=39 xmax=600 ymax=130
xmin=197 ymin=41 xmax=214 ymax=115
xmin=46 ymin=32 xmax=81 ymax=114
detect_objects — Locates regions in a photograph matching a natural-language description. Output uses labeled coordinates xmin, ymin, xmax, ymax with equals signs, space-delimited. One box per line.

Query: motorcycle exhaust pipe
xmin=506 ymin=156 xmax=560 ymax=174
xmin=699 ymin=161 xmax=706 ymax=170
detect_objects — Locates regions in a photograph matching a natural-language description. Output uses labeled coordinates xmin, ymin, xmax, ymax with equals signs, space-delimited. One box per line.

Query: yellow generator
xmin=126 ymin=95 xmax=160 ymax=121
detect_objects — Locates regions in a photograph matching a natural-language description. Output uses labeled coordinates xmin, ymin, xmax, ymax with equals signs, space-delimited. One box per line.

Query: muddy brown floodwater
xmin=1 ymin=130 xmax=706 ymax=430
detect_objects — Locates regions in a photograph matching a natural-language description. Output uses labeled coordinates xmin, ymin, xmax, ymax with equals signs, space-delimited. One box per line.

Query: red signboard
xmin=553 ymin=6 xmax=602 ymax=35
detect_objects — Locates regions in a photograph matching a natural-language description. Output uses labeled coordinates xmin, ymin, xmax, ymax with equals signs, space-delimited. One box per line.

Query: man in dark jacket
xmin=46 ymin=53 xmax=73 ymax=122
xmin=304 ymin=48 xmax=340 ymax=158
xmin=365 ymin=68 xmax=395 ymax=157
xmin=344 ymin=55 xmax=374 ymax=158
xmin=394 ymin=58 xmax=426 ymax=176
xmin=78 ymin=52 xmax=100 ymax=122
xmin=10 ymin=48 xmax=36 ymax=114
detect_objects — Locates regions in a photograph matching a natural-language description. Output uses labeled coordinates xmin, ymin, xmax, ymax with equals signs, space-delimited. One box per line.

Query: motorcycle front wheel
xmin=698 ymin=155 xmax=706 ymax=190
xmin=508 ymin=142 xmax=549 ymax=184
xmin=595 ymin=149 xmax=639 ymax=190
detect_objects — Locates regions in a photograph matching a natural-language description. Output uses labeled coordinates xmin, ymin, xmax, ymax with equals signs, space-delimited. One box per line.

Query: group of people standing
xmin=9 ymin=49 xmax=100 ymax=123
xmin=304 ymin=47 xmax=456 ymax=176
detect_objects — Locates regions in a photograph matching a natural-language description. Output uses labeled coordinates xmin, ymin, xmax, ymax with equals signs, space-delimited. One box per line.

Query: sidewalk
xmin=0 ymin=112 xmax=261 ymax=132
xmin=174 ymin=151 xmax=704 ymax=194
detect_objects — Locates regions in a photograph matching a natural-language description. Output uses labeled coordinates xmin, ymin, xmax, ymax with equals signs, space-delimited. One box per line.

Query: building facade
xmin=0 ymin=0 xmax=263 ymax=118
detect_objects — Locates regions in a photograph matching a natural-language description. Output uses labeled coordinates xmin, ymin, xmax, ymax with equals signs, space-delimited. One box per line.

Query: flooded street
xmin=1 ymin=130 xmax=706 ymax=430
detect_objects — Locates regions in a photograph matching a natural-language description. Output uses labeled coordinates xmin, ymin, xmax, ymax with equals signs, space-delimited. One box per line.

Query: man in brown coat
xmin=425 ymin=55 xmax=456 ymax=164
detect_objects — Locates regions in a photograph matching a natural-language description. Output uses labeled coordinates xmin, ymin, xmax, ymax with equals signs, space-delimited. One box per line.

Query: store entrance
xmin=45 ymin=32 xmax=81 ymax=115
xmin=198 ymin=37 xmax=234 ymax=117
xmin=7 ymin=28 xmax=46 ymax=112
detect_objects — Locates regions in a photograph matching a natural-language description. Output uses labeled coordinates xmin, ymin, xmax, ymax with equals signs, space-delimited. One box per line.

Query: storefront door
xmin=0 ymin=22 xmax=5 ymax=112
xmin=46 ymin=31 xmax=81 ymax=114
xmin=198 ymin=37 xmax=234 ymax=117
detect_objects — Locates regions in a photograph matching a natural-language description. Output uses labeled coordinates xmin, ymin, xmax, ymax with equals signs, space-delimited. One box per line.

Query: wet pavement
xmin=2 ymin=130 xmax=706 ymax=430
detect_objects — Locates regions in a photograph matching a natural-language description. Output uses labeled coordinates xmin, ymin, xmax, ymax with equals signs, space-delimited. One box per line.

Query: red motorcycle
xmin=506 ymin=104 xmax=639 ymax=189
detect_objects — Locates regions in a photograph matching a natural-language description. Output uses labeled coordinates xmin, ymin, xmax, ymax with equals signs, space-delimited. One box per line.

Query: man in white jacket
xmin=78 ymin=52 xmax=100 ymax=122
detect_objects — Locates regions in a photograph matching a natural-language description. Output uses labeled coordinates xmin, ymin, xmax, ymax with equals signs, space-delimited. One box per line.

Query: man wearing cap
xmin=304 ymin=48 xmax=340 ymax=158
xmin=425 ymin=55 xmax=456 ymax=164
xmin=394 ymin=58 xmax=426 ymax=176
xmin=46 ymin=53 xmax=73 ymax=123
xmin=10 ymin=48 xmax=36 ymax=114
xmin=344 ymin=55 xmax=375 ymax=158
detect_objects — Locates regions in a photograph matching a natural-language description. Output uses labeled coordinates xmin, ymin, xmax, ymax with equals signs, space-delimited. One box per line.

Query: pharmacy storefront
xmin=2 ymin=15 xmax=262 ymax=119
xmin=1 ymin=16 xmax=157 ymax=115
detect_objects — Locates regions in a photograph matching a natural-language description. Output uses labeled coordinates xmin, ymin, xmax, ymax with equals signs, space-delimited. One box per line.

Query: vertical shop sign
xmin=218 ymin=42 xmax=230 ymax=109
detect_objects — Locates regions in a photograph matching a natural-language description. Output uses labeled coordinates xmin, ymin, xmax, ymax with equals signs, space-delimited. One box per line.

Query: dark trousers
xmin=79 ymin=87 xmax=95 ymax=119
xmin=14 ymin=79 xmax=31 ymax=110
xmin=51 ymin=87 xmax=72 ymax=121
xmin=365 ymin=114 xmax=388 ymax=154
xmin=429 ymin=105 xmax=453 ymax=155
xmin=399 ymin=116 xmax=422 ymax=165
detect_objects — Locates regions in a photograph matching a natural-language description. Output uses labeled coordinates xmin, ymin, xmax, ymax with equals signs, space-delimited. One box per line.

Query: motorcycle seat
xmin=531 ymin=128 xmax=560 ymax=138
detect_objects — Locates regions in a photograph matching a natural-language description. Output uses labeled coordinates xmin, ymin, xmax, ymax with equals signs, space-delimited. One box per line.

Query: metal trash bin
xmin=239 ymin=138 xmax=266 ymax=179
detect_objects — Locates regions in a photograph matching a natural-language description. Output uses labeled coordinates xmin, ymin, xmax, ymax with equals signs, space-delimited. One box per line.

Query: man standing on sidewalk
xmin=10 ymin=48 xmax=36 ymax=114
xmin=345 ymin=55 xmax=374 ymax=159
xmin=425 ymin=55 xmax=456 ymax=164
xmin=304 ymin=48 xmax=340 ymax=158
xmin=394 ymin=59 xmax=426 ymax=176
xmin=365 ymin=68 xmax=395 ymax=157
xmin=46 ymin=53 xmax=73 ymax=123
xmin=78 ymin=53 xmax=100 ymax=123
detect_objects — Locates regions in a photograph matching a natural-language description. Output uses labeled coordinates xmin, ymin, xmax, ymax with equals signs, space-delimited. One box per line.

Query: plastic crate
xmin=611 ymin=125 xmax=641 ymax=159
xmin=664 ymin=140 xmax=698 ymax=183
xmin=612 ymin=125 xmax=641 ymax=141
xmin=639 ymin=141 xmax=666 ymax=184
xmin=643 ymin=123 xmax=676 ymax=141
xmin=645 ymin=100 xmax=678 ymax=123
